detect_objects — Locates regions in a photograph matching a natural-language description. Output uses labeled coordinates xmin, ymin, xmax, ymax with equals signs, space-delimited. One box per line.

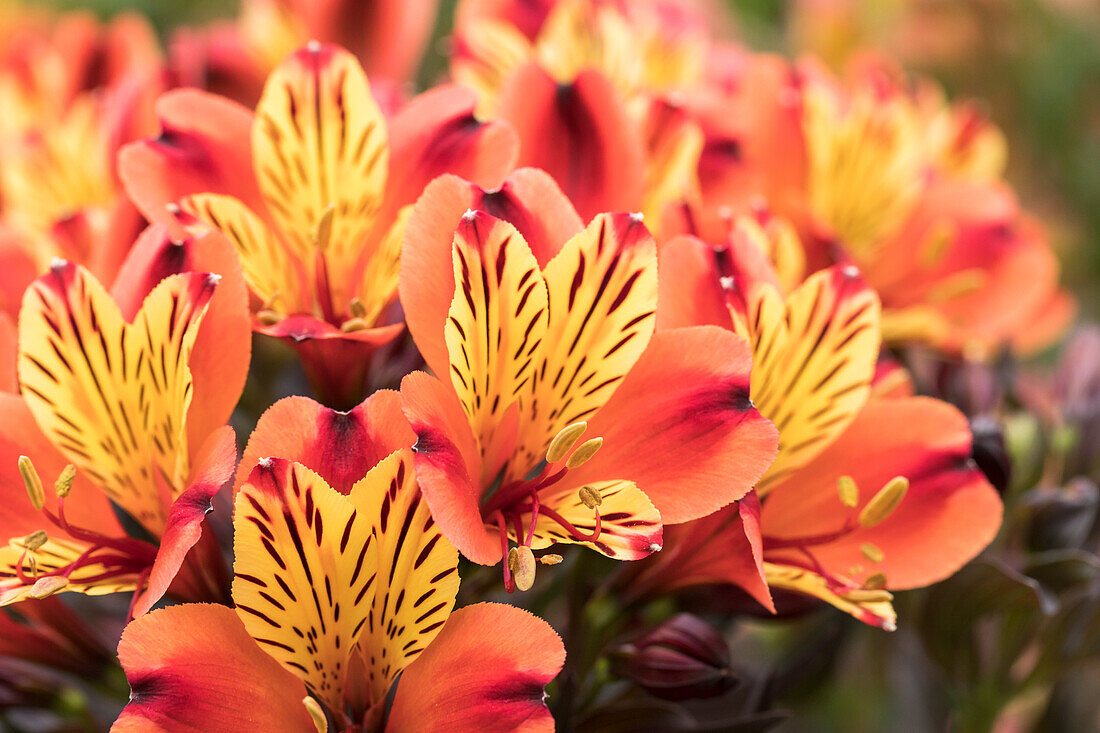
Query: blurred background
xmin=20 ymin=1 xmax=1100 ymax=731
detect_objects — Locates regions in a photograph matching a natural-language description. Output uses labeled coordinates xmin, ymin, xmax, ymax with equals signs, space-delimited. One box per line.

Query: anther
xmin=844 ymin=588 xmax=893 ymax=603
xmin=340 ymin=317 xmax=370 ymax=333
xmin=507 ymin=546 xmax=536 ymax=591
xmin=313 ymin=204 xmax=335 ymax=252
xmin=55 ymin=465 xmax=75 ymax=498
xmin=837 ymin=475 xmax=859 ymax=508
xmin=864 ymin=572 xmax=887 ymax=590
xmin=302 ymin=696 xmax=328 ymax=733
xmin=860 ymin=542 xmax=884 ymax=563
xmin=578 ymin=486 xmax=602 ymax=509
xmin=349 ymin=297 xmax=368 ymax=320
xmin=28 ymin=576 xmax=68 ymax=599
xmin=538 ymin=554 xmax=563 ymax=566
xmin=24 ymin=530 xmax=48 ymax=552
xmin=257 ymin=309 xmax=285 ymax=325
xmin=18 ymin=456 xmax=45 ymax=511
xmin=547 ymin=422 xmax=587 ymax=463
xmin=858 ymin=476 xmax=908 ymax=528
xmin=566 ymin=438 xmax=603 ymax=469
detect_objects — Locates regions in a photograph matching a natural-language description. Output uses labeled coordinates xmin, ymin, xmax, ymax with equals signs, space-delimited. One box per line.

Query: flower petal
xmin=572 ymin=326 xmax=778 ymax=524
xmin=19 ymin=262 xmax=216 ymax=533
xmin=348 ymin=449 xmax=460 ymax=704
xmin=387 ymin=602 xmax=564 ymax=733
xmin=655 ymin=234 xmax=731 ymax=331
xmin=113 ymin=603 xmax=315 ymax=733
xmin=232 ymin=458 xmax=379 ymax=711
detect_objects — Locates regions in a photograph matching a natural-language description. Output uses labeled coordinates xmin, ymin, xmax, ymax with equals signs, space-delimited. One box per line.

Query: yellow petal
xmin=18 ymin=263 xmax=215 ymax=533
xmin=232 ymin=458 xmax=379 ymax=712
xmin=348 ymin=449 xmax=459 ymax=705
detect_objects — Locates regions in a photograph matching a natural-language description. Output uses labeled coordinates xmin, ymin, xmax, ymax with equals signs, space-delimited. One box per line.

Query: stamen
xmin=860 ymin=542 xmax=884 ymax=563
xmin=566 ymin=438 xmax=603 ymax=469
xmin=55 ymin=464 xmax=75 ymax=498
xmin=28 ymin=576 xmax=68 ymax=600
xmin=539 ymin=554 xmax=563 ymax=566
xmin=546 ymin=421 xmax=587 ymax=463
xmin=257 ymin=309 xmax=285 ymax=325
xmin=837 ymin=475 xmax=859 ymax=508
xmin=340 ymin=318 xmax=370 ymax=333
xmin=348 ymin=297 xmax=368 ymax=320
xmin=864 ymin=572 xmax=887 ymax=590
xmin=858 ymin=476 xmax=908 ymax=528
xmin=495 ymin=512 xmax=515 ymax=593
xmin=578 ymin=486 xmax=602 ymax=509
xmin=313 ymin=205 xmax=335 ymax=253
xmin=508 ymin=546 xmax=536 ymax=591
xmin=303 ymin=696 xmax=328 ymax=733
xmin=18 ymin=456 xmax=45 ymax=511
xmin=24 ymin=530 xmax=48 ymax=552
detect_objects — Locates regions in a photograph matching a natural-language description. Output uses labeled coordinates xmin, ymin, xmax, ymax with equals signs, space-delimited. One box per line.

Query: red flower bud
xmin=610 ymin=614 xmax=736 ymax=701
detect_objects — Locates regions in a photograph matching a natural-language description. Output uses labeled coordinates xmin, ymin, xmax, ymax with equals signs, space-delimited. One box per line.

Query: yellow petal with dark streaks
xmin=232 ymin=458 xmax=379 ymax=712
xmin=348 ymin=449 xmax=459 ymax=704
xmin=252 ymin=43 xmax=388 ymax=289
xmin=18 ymin=262 xmax=216 ymax=534
xmin=530 ymin=479 xmax=662 ymax=560
xmin=446 ymin=211 xmax=548 ymax=474
xmin=520 ymin=213 xmax=657 ymax=472
xmin=181 ymin=192 xmax=306 ymax=314
xmin=745 ymin=267 xmax=881 ymax=493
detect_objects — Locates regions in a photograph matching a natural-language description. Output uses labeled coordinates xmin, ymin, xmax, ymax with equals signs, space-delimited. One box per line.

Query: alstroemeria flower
xmin=451 ymin=0 xmax=712 ymax=223
xmin=674 ymin=53 xmax=1073 ymax=358
xmin=637 ymin=218 xmax=1002 ymax=627
xmin=120 ymin=42 xmax=516 ymax=407
xmin=0 ymin=226 xmax=250 ymax=616
xmin=114 ymin=391 xmax=565 ymax=732
xmin=169 ymin=0 xmax=440 ymax=108
xmin=399 ymin=170 xmax=777 ymax=587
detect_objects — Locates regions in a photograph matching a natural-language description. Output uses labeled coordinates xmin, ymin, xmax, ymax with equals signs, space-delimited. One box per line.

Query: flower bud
xmin=610 ymin=614 xmax=736 ymax=701
xmin=969 ymin=415 xmax=1010 ymax=494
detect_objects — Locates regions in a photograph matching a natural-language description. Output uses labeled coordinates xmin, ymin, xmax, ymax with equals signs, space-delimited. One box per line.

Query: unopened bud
xmin=837 ymin=475 xmax=859 ymax=508
xmin=539 ymin=554 xmax=563 ymax=565
xmin=28 ymin=576 xmax=68 ymax=599
xmin=858 ymin=476 xmax=908 ymax=528
xmin=507 ymin=546 xmax=536 ymax=591
xmin=860 ymin=542 xmax=884 ymax=563
xmin=566 ymin=437 xmax=603 ymax=469
xmin=546 ymin=422 xmax=587 ymax=463
xmin=55 ymin=464 xmax=76 ymax=498
xmin=18 ymin=456 xmax=44 ymax=511
xmin=24 ymin=530 xmax=48 ymax=552
xmin=578 ymin=485 xmax=602 ymax=509
xmin=610 ymin=614 xmax=736 ymax=701
xmin=303 ymin=696 xmax=328 ymax=733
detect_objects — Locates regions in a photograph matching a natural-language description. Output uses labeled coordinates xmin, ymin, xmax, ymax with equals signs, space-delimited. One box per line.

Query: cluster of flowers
xmin=0 ymin=1 xmax=1073 ymax=731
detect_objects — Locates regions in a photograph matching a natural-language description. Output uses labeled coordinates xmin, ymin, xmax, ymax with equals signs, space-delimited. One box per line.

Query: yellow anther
xmin=578 ymin=486 xmax=602 ymax=509
xmin=858 ymin=476 xmax=908 ymax=528
xmin=28 ymin=576 xmax=68 ymax=600
xmin=843 ymin=588 xmax=894 ymax=604
xmin=313 ymin=204 xmax=335 ymax=252
xmin=539 ymin=554 xmax=563 ymax=566
xmin=348 ymin=297 xmax=368 ymax=320
xmin=566 ymin=437 xmax=603 ymax=469
xmin=257 ymin=309 xmax=285 ymax=326
xmin=18 ymin=456 xmax=44 ymax=511
xmin=837 ymin=475 xmax=859 ymax=508
xmin=507 ymin=546 xmax=536 ymax=591
xmin=864 ymin=572 xmax=888 ymax=590
xmin=55 ymin=464 xmax=75 ymax=498
xmin=340 ymin=317 xmax=370 ymax=333
xmin=860 ymin=542 xmax=884 ymax=563
xmin=547 ymin=422 xmax=587 ymax=463
xmin=24 ymin=530 xmax=48 ymax=552
xmin=303 ymin=696 xmax=328 ymax=733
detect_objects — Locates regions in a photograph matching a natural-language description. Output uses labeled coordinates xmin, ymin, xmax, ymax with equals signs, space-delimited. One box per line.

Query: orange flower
xmin=0 ymin=226 xmax=250 ymax=616
xmin=398 ymin=169 xmax=777 ymax=588
xmin=638 ymin=216 xmax=1002 ymax=627
xmin=121 ymin=42 xmax=517 ymax=407
xmin=113 ymin=392 xmax=565 ymax=732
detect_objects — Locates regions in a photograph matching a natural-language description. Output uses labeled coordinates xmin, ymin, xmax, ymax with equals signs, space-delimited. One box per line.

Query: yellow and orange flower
xmin=0 ymin=226 xmax=250 ymax=615
xmin=637 ymin=215 xmax=1003 ymax=627
xmin=398 ymin=169 xmax=778 ymax=587
xmin=113 ymin=392 xmax=565 ymax=732
xmin=121 ymin=42 xmax=517 ymax=407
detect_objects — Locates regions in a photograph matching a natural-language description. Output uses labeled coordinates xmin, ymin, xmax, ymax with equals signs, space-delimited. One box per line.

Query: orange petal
xmin=572 ymin=326 xmax=778 ymax=524
xmin=387 ymin=602 xmax=564 ymax=733
xmin=497 ymin=64 xmax=645 ymax=221
xmin=401 ymin=168 xmax=582 ymax=381
xmin=114 ymin=604 xmax=315 ymax=733
xmin=763 ymin=397 xmax=1002 ymax=589
xmin=655 ymin=234 xmax=731 ymax=331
